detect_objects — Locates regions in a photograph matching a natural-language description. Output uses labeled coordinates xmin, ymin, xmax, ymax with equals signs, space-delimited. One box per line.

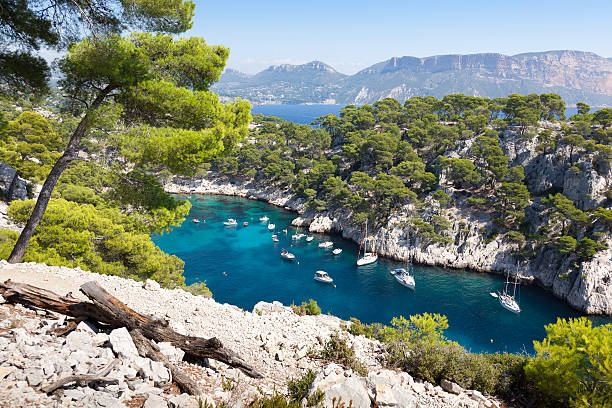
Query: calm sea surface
xmin=251 ymin=104 xmax=599 ymax=125
xmin=152 ymin=195 xmax=610 ymax=354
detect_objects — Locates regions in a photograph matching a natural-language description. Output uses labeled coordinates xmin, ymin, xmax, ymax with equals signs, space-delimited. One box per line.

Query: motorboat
xmin=192 ymin=218 xmax=200 ymax=223
xmin=332 ymin=248 xmax=342 ymax=255
xmin=318 ymin=241 xmax=333 ymax=248
xmin=280 ymin=249 xmax=295 ymax=260
xmin=357 ymin=220 xmax=378 ymax=266
xmin=271 ymin=234 xmax=279 ymax=242
xmin=305 ymin=236 xmax=314 ymax=242
xmin=259 ymin=215 xmax=269 ymax=222
xmin=292 ymin=233 xmax=306 ymax=240
xmin=314 ymin=270 xmax=333 ymax=283
xmin=223 ymin=218 xmax=237 ymax=226
xmin=393 ymin=268 xmax=415 ymax=290
xmin=268 ymin=223 xmax=275 ymax=230
xmin=243 ymin=222 xmax=248 ymax=226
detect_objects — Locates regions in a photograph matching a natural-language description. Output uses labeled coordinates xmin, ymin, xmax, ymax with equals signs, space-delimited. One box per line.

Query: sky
xmin=187 ymin=0 xmax=612 ymax=75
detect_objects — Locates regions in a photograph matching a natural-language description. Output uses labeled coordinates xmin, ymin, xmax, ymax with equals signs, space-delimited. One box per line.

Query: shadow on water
xmin=153 ymin=195 xmax=611 ymax=354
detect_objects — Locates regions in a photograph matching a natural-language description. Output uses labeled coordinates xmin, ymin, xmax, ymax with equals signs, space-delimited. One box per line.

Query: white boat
xmin=280 ymin=249 xmax=295 ymax=260
xmin=223 ymin=218 xmax=237 ymax=226
xmin=259 ymin=215 xmax=269 ymax=222
xmin=393 ymin=268 xmax=415 ymax=290
xmin=357 ymin=220 xmax=378 ymax=266
xmin=498 ymin=272 xmax=521 ymax=313
xmin=314 ymin=270 xmax=333 ymax=283
xmin=271 ymin=234 xmax=279 ymax=242
xmin=305 ymin=236 xmax=314 ymax=242
xmin=192 ymin=218 xmax=200 ymax=223
xmin=332 ymin=248 xmax=342 ymax=255
xmin=292 ymin=233 xmax=306 ymax=240
xmin=267 ymin=223 xmax=275 ymax=230
xmin=318 ymin=241 xmax=333 ymax=248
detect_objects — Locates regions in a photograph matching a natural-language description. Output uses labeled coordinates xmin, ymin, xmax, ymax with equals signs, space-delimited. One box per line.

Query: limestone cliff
xmin=165 ymin=122 xmax=612 ymax=316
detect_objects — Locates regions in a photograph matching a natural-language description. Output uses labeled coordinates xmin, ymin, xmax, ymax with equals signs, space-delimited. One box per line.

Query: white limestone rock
xmin=109 ymin=327 xmax=138 ymax=359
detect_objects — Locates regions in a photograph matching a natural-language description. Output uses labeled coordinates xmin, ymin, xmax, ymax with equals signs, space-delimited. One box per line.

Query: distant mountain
xmin=213 ymin=61 xmax=346 ymax=105
xmin=212 ymin=51 xmax=612 ymax=106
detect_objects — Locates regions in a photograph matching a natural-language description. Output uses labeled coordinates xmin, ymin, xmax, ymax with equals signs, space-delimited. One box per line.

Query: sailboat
xmin=357 ymin=219 xmax=378 ymax=266
xmin=392 ymin=258 xmax=415 ymax=290
xmin=495 ymin=272 xmax=521 ymax=313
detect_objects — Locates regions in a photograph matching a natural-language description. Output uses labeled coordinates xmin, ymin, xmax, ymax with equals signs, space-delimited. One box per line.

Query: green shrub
xmin=287 ymin=370 xmax=324 ymax=406
xmin=184 ymin=281 xmax=212 ymax=298
xmin=291 ymin=299 xmax=321 ymax=316
xmin=525 ymin=317 xmax=612 ymax=407
xmin=505 ymin=231 xmax=526 ymax=244
xmin=314 ymin=333 xmax=368 ymax=376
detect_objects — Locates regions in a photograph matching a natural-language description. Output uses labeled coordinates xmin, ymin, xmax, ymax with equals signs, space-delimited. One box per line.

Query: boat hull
xmin=499 ymin=296 xmax=521 ymax=313
xmin=395 ymin=275 xmax=415 ymax=290
xmin=357 ymin=253 xmax=378 ymax=266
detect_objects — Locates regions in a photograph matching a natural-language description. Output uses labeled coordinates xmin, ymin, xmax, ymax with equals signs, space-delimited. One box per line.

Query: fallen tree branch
xmin=130 ymin=329 xmax=203 ymax=396
xmin=0 ymin=279 xmax=263 ymax=378
xmin=79 ymin=281 xmax=263 ymax=379
xmin=42 ymin=359 xmax=120 ymax=393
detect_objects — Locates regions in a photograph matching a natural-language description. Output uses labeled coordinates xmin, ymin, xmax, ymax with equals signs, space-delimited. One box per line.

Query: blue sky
xmin=188 ymin=0 xmax=612 ymax=75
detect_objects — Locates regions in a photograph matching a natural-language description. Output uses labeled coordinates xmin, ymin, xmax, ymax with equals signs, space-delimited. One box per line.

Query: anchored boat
xmin=314 ymin=270 xmax=333 ymax=283
xmin=357 ymin=220 xmax=378 ymax=266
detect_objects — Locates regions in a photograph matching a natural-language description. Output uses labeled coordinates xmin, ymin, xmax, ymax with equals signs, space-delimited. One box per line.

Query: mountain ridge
xmin=212 ymin=50 xmax=612 ymax=106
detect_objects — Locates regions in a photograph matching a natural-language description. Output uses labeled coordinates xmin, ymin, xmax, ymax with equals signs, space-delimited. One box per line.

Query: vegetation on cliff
xmin=213 ymin=94 xmax=612 ymax=268
xmin=348 ymin=314 xmax=611 ymax=407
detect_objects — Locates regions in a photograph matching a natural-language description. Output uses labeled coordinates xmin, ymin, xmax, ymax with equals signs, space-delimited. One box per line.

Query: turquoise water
xmin=152 ymin=195 xmax=610 ymax=354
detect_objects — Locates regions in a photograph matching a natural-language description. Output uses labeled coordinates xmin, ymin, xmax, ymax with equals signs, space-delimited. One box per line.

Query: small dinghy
xmin=259 ymin=215 xmax=269 ymax=222
xmin=271 ymin=234 xmax=279 ymax=242
xmin=318 ymin=241 xmax=333 ymax=248
xmin=305 ymin=236 xmax=314 ymax=242
xmin=223 ymin=218 xmax=237 ymax=226
xmin=268 ymin=223 xmax=275 ymax=230
xmin=192 ymin=218 xmax=200 ymax=223
xmin=314 ymin=270 xmax=333 ymax=283
xmin=243 ymin=222 xmax=248 ymax=226
xmin=280 ymin=249 xmax=295 ymax=260
xmin=332 ymin=248 xmax=342 ymax=255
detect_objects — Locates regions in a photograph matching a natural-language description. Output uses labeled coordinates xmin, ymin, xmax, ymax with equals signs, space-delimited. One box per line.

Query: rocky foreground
xmin=0 ymin=262 xmax=504 ymax=408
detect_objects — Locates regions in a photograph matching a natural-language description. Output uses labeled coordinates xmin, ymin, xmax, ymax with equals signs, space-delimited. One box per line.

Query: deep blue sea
xmin=152 ymin=195 xmax=610 ymax=355
xmin=251 ymin=104 xmax=600 ymax=125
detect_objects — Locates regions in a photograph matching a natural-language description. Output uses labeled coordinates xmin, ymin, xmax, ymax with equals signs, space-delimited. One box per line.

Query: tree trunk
xmin=129 ymin=329 xmax=203 ymax=396
xmin=0 ymin=279 xmax=263 ymax=378
xmin=7 ymin=86 xmax=113 ymax=263
xmin=6 ymin=170 xmax=19 ymax=202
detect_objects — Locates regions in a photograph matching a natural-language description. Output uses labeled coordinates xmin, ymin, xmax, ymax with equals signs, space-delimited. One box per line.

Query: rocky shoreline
xmin=164 ymin=173 xmax=612 ymax=316
xmin=0 ymin=262 xmax=504 ymax=407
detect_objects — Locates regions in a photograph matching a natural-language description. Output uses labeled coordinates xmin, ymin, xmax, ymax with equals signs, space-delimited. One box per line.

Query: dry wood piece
xmin=42 ymin=359 xmax=120 ymax=393
xmin=130 ymin=329 xmax=203 ymax=396
xmin=0 ymin=280 xmax=112 ymax=325
xmin=79 ymin=281 xmax=263 ymax=379
xmin=0 ymin=279 xmax=263 ymax=378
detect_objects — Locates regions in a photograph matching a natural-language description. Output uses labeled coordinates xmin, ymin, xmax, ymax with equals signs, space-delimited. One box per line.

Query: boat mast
xmin=512 ymin=274 xmax=518 ymax=298
xmin=364 ymin=219 xmax=368 ymax=255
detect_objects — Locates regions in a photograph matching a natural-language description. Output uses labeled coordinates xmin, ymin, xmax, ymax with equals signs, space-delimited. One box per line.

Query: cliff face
xmin=165 ymin=123 xmax=612 ymax=316
xmin=213 ymin=50 xmax=612 ymax=106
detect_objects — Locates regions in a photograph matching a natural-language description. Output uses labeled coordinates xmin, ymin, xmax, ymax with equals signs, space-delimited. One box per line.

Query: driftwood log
xmin=130 ymin=329 xmax=203 ymax=396
xmin=42 ymin=359 xmax=120 ymax=393
xmin=0 ymin=279 xmax=262 ymax=379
